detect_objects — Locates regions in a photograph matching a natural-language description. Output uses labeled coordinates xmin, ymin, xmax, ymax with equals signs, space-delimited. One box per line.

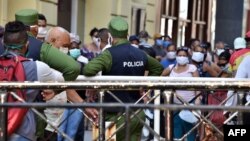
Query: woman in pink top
xmin=162 ymin=47 xmax=200 ymax=141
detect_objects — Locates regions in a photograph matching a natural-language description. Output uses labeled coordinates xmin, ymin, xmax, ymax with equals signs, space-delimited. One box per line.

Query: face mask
xmin=59 ymin=47 xmax=69 ymax=54
xmin=176 ymin=56 xmax=189 ymax=65
xmin=92 ymin=37 xmax=100 ymax=48
xmin=218 ymin=63 xmax=230 ymax=73
xmin=163 ymin=41 xmax=171 ymax=48
xmin=38 ymin=27 xmax=47 ymax=36
xmin=216 ymin=49 xmax=224 ymax=56
xmin=69 ymin=48 xmax=81 ymax=59
xmin=167 ymin=51 xmax=176 ymax=60
xmin=192 ymin=52 xmax=204 ymax=62
xmin=156 ymin=39 xmax=163 ymax=46
xmin=131 ymin=44 xmax=139 ymax=48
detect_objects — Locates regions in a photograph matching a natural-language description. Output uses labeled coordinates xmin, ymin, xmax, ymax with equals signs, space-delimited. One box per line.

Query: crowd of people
xmin=1 ymin=8 xmax=250 ymax=141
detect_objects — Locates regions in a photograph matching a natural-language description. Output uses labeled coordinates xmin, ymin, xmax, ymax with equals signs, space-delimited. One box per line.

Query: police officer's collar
xmin=27 ymin=31 xmax=35 ymax=37
xmin=113 ymin=38 xmax=129 ymax=46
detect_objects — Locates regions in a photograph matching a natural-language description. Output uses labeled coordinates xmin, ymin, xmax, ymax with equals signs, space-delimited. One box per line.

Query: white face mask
xmin=167 ymin=51 xmax=176 ymax=60
xmin=59 ymin=47 xmax=69 ymax=54
xmin=216 ymin=49 xmax=224 ymax=56
xmin=176 ymin=56 xmax=189 ymax=65
xmin=38 ymin=27 xmax=47 ymax=35
xmin=131 ymin=44 xmax=139 ymax=48
xmin=92 ymin=37 xmax=100 ymax=48
xmin=192 ymin=52 xmax=204 ymax=62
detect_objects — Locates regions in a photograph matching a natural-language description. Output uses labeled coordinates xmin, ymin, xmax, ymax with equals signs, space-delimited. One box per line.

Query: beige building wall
xmin=0 ymin=0 xmax=159 ymax=44
xmin=84 ymin=0 xmax=113 ymax=43
xmin=0 ymin=0 xmax=57 ymax=28
xmin=83 ymin=0 xmax=159 ymax=43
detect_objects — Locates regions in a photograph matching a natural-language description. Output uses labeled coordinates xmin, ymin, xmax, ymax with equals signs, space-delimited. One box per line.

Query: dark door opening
xmin=57 ymin=0 xmax=72 ymax=31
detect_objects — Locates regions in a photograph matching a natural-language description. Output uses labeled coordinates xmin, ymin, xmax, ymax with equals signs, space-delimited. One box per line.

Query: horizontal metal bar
xmin=0 ymin=103 xmax=250 ymax=112
xmin=0 ymin=76 xmax=250 ymax=90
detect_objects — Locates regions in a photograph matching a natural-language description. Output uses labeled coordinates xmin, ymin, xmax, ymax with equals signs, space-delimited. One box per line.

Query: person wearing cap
xmin=3 ymin=21 xmax=65 ymax=141
xmin=15 ymin=10 xmax=86 ymax=114
xmin=14 ymin=9 xmax=80 ymax=81
xmin=138 ymin=30 xmax=152 ymax=48
xmin=15 ymin=10 xmax=89 ymax=115
xmin=83 ymin=17 xmax=163 ymax=141
xmin=228 ymin=37 xmax=250 ymax=76
xmin=225 ymin=54 xmax=250 ymax=125
xmin=129 ymin=35 xmax=140 ymax=48
xmin=152 ymin=33 xmax=166 ymax=61
xmin=15 ymin=9 xmax=95 ymax=140
xmin=69 ymin=33 xmax=90 ymax=69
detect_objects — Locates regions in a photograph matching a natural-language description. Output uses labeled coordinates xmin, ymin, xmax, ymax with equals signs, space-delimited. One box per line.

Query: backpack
xmin=0 ymin=52 xmax=29 ymax=136
xmin=208 ymin=90 xmax=227 ymax=128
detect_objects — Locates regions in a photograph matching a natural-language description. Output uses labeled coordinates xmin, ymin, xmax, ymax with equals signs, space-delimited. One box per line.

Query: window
xmin=160 ymin=0 xmax=213 ymax=46
xmin=131 ymin=7 xmax=146 ymax=35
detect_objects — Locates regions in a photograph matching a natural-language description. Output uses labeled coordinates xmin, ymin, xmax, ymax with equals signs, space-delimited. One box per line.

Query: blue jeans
xmin=57 ymin=109 xmax=84 ymax=141
xmin=174 ymin=113 xmax=197 ymax=141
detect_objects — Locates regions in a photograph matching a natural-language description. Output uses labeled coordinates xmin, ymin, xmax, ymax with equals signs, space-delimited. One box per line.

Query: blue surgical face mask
xmin=163 ymin=41 xmax=171 ymax=48
xmin=156 ymin=39 xmax=163 ymax=46
xmin=69 ymin=48 xmax=81 ymax=59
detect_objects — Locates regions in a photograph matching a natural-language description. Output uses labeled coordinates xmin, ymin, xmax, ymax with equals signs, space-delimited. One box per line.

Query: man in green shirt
xmin=83 ymin=17 xmax=163 ymax=141
xmin=14 ymin=9 xmax=80 ymax=81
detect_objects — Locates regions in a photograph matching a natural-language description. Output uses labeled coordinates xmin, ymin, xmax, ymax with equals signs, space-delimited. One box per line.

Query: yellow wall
xmin=83 ymin=0 xmax=158 ymax=43
xmin=0 ymin=0 xmax=159 ymax=44
xmin=77 ymin=0 xmax=85 ymax=41
xmin=7 ymin=0 xmax=37 ymax=22
xmin=0 ymin=0 xmax=36 ymax=25
xmin=38 ymin=0 xmax=58 ymax=26
xmin=84 ymin=0 xmax=113 ymax=43
xmin=0 ymin=0 xmax=57 ymax=27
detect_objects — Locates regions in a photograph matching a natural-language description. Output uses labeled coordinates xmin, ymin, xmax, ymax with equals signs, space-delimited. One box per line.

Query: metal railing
xmin=1 ymin=76 xmax=250 ymax=141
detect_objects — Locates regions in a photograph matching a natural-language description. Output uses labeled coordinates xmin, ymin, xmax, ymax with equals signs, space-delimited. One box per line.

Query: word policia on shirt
xmin=123 ymin=61 xmax=144 ymax=67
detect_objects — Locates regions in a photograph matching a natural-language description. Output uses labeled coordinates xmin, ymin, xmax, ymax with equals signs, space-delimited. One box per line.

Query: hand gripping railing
xmin=1 ymin=76 xmax=250 ymax=141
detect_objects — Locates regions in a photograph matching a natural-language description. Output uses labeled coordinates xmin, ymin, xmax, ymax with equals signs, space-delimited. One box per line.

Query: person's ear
xmin=22 ymin=41 xmax=29 ymax=55
xmin=30 ymin=25 xmax=38 ymax=37
xmin=50 ymin=37 xmax=56 ymax=44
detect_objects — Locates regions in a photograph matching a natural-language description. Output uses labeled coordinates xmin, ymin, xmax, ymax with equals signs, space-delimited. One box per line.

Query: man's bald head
xmin=45 ymin=27 xmax=70 ymax=48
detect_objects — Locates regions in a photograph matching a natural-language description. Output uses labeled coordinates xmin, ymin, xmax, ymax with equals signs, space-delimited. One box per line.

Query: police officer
xmin=13 ymin=9 xmax=80 ymax=81
xmin=83 ymin=17 xmax=163 ymax=141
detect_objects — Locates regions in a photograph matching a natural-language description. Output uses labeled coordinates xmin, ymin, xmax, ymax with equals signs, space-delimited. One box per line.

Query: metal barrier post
xmin=164 ymin=91 xmax=173 ymax=141
xmin=0 ymin=90 xmax=7 ymax=141
xmin=238 ymin=92 xmax=244 ymax=124
xmin=99 ymin=91 xmax=105 ymax=141
xmin=154 ymin=90 xmax=161 ymax=141
xmin=125 ymin=106 xmax=130 ymax=141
